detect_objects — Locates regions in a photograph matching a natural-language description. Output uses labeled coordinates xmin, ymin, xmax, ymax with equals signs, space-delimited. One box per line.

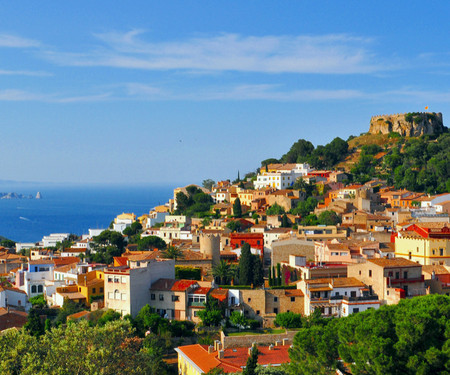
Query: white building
xmin=297 ymin=277 xmax=380 ymax=317
xmin=254 ymin=163 xmax=312 ymax=190
xmin=16 ymin=259 xmax=55 ymax=297
xmin=0 ymin=286 xmax=27 ymax=309
xmin=42 ymin=233 xmax=70 ymax=248
xmin=104 ymin=259 xmax=175 ymax=317
xmin=144 ymin=211 xmax=169 ymax=229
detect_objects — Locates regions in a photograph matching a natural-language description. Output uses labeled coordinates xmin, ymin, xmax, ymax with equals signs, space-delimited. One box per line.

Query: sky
xmin=1 ymin=1 xmax=449 ymax=186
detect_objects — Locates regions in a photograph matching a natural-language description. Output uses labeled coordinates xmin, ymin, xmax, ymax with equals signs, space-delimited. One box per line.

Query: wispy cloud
xmin=0 ymin=33 xmax=40 ymax=48
xmin=44 ymin=30 xmax=390 ymax=74
xmin=0 ymin=69 xmax=51 ymax=77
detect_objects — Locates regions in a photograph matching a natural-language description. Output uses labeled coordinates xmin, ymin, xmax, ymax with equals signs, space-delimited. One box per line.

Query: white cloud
xmin=44 ymin=31 xmax=388 ymax=74
xmin=0 ymin=69 xmax=51 ymax=76
xmin=0 ymin=33 xmax=40 ymax=48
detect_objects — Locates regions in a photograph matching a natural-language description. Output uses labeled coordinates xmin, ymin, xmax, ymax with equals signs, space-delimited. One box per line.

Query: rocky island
xmin=0 ymin=192 xmax=37 ymax=199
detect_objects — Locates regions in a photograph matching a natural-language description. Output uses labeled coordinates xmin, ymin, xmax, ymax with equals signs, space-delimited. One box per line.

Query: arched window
xmin=114 ymin=289 xmax=120 ymax=300
xmin=31 ymin=285 xmax=37 ymax=293
xmin=38 ymin=285 xmax=43 ymax=293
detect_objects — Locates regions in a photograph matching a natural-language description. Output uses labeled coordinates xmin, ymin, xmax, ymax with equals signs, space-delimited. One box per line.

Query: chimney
xmin=282 ymin=338 xmax=289 ymax=346
xmin=218 ymin=350 xmax=224 ymax=359
xmin=214 ymin=340 xmax=220 ymax=351
xmin=248 ymin=347 xmax=253 ymax=355
xmin=217 ymin=342 xmax=222 ymax=351
xmin=268 ymin=344 xmax=274 ymax=351
xmin=275 ymin=340 xmax=281 ymax=347
xmin=208 ymin=345 xmax=214 ymax=354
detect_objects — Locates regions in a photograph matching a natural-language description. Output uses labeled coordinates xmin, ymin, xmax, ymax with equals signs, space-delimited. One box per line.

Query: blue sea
xmin=0 ymin=184 xmax=174 ymax=243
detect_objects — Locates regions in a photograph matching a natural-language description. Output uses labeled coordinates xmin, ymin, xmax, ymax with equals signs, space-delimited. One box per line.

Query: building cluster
xmin=1 ymin=163 xmax=449 ymax=373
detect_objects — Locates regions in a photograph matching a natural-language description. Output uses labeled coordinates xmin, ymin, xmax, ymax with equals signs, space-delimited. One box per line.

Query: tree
xmin=230 ymin=311 xmax=249 ymax=331
xmin=97 ymin=309 xmax=122 ymax=327
xmin=212 ymin=260 xmax=231 ymax=285
xmin=239 ymin=243 xmax=254 ymax=286
xmin=274 ymin=312 xmax=303 ymax=329
xmin=301 ymin=214 xmax=318 ymax=226
xmin=243 ymin=345 xmax=260 ymax=375
xmin=202 ymin=179 xmax=215 ymax=191
xmin=266 ymin=203 xmax=285 ymax=216
xmin=55 ymin=299 xmax=83 ymax=324
xmin=317 ymin=211 xmax=341 ymax=226
xmin=281 ymin=213 xmax=289 ymax=228
xmin=137 ymin=236 xmax=166 ymax=251
xmin=29 ymin=294 xmax=47 ymax=308
xmin=197 ymin=296 xmax=224 ymax=327
xmin=24 ymin=309 xmax=45 ymax=337
xmin=252 ymin=255 xmax=264 ymax=287
xmin=161 ymin=245 xmax=183 ymax=260
xmin=233 ymin=197 xmax=242 ymax=218
xmin=226 ymin=220 xmax=242 ymax=232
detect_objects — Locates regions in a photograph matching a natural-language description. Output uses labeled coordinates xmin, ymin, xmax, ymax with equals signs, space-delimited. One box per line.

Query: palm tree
xmin=212 ymin=260 xmax=231 ymax=285
xmin=161 ymin=245 xmax=183 ymax=261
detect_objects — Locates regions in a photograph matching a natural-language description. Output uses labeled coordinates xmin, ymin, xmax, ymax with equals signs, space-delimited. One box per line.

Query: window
xmin=440 ymin=248 xmax=444 ymax=256
xmin=403 ymin=271 xmax=408 ymax=279
xmin=100 ymin=287 xmax=104 ymax=293
xmin=274 ymin=308 xmax=278 ymax=314
xmin=114 ymin=277 xmax=119 ymax=283
xmin=114 ymin=290 xmax=120 ymax=300
xmin=92 ymin=288 xmax=96 ymax=294
xmin=369 ymin=270 xmax=372 ymax=277
xmin=194 ymin=311 xmax=199 ymax=317
xmin=151 ymin=293 xmax=156 ymax=300
xmin=248 ymin=298 xmax=251 ymax=302
xmin=121 ymin=276 xmax=127 ymax=283
xmin=108 ymin=292 xmax=114 ymax=299
xmin=159 ymin=294 xmax=164 ymax=301
xmin=395 ymin=272 xmax=400 ymax=279
xmin=31 ymin=285 xmax=37 ymax=293
xmin=291 ymin=297 xmax=295 ymax=302
xmin=37 ymin=285 xmax=43 ymax=293
xmin=256 ymin=310 xmax=260 ymax=315
xmin=107 ymin=277 xmax=113 ymax=283
xmin=274 ymin=297 xmax=278 ymax=302
xmin=359 ymin=270 xmax=361 ymax=275
xmin=388 ymin=271 xmax=393 ymax=277
xmin=172 ymin=295 xmax=179 ymax=302
xmin=353 ymin=308 xmax=359 ymax=313
xmin=121 ymin=293 xmax=126 ymax=301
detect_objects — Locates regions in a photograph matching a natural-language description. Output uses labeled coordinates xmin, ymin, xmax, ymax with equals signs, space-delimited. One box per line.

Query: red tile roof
xmin=171 ymin=280 xmax=198 ymax=292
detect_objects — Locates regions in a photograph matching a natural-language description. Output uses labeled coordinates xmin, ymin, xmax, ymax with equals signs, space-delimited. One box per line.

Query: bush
xmin=175 ymin=266 xmax=201 ymax=280
xmin=248 ymin=319 xmax=261 ymax=330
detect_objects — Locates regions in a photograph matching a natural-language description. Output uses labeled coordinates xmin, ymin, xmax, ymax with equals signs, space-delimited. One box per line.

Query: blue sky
xmin=1 ymin=1 xmax=449 ymax=185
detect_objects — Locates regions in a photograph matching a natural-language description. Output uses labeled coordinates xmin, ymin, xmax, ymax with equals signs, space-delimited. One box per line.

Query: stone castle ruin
xmin=369 ymin=112 xmax=444 ymax=137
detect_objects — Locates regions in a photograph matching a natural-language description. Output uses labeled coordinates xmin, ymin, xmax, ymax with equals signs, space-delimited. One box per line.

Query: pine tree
xmin=239 ymin=242 xmax=254 ymax=286
xmin=243 ymin=345 xmax=259 ymax=375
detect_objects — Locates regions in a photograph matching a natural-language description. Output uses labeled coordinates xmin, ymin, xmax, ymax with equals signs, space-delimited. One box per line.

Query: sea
xmin=0 ymin=184 xmax=174 ymax=243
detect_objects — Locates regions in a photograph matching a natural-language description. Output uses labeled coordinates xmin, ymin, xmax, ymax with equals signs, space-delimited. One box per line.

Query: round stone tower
xmin=199 ymin=232 xmax=220 ymax=266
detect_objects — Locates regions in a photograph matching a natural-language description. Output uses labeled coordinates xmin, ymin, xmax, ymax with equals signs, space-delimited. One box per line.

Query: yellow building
xmin=395 ymin=224 xmax=450 ymax=266
xmin=77 ymin=270 xmax=105 ymax=306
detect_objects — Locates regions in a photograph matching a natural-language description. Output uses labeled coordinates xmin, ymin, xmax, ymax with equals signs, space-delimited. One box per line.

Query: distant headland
xmin=0 ymin=191 xmax=42 ymax=199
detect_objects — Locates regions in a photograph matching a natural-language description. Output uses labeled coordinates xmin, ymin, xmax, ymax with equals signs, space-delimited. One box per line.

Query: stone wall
xmin=368 ymin=112 xmax=444 ymax=137
xmin=221 ymin=330 xmax=297 ymax=349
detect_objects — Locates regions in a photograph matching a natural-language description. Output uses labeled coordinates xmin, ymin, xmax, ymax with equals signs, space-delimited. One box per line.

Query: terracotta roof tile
xmin=368 ymin=258 xmax=420 ymax=268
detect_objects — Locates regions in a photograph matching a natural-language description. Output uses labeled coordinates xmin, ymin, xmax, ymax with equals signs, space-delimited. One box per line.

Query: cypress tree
xmin=233 ymin=197 xmax=242 ymax=218
xmin=281 ymin=213 xmax=289 ymax=228
xmin=252 ymin=255 xmax=264 ymax=287
xmin=239 ymin=242 xmax=253 ymax=286
xmin=277 ymin=263 xmax=282 ymax=286
xmin=243 ymin=345 xmax=259 ymax=375
xmin=268 ymin=266 xmax=272 ymax=287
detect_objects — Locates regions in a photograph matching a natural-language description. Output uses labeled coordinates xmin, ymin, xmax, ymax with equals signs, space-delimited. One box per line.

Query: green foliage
xmin=290 ymin=197 xmax=318 ymax=217
xmin=226 ymin=220 xmax=242 ymax=232
xmin=261 ymin=158 xmax=280 ymax=167
xmin=274 ymin=312 xmax=303 ymax=329
xmin=123 ymin=221 xmax=143 ymax=236
xmin=281 ymin=213 xmax=289 ymax=228
xmin=317 ymin=210 xmax=341 ymax=225
xmin=97 ymin=309 xmax=121 ymax=327
xmin=281 ymin=139 xmax=315 ymax=164
xmin=54 ymin=300 xmax=83 ymax=325
xmin=175 ymin=266 xmax=201 ymax=280
xmin=198 ymin=296 xmax=225 ymax=327
xmin=202 ymin=179 xmax=215 ymax=191
xmin=239 ymin=243 xmax=253 ymax=286
xmin=29 ymin=294 xmax=47 ymax=308
xmin=0 ymin=319 xmax=165 ymax=374
xmin=361 ymin=143 xmax=382 ymax=156
xmin=212 ymin=260 xmax=232 ymax=285
xmin=288 ymin=295 xmax=450 ymax=375
xmin=230 ymin=311 xmax=249 ymax=330
xmin=255 ymin=364 xmax=289 ymax=375
xmin=0 ymin=238 xmax=15 ymax=248
xmin=266 ymin=203 xmax=285 ymax=216
xmin=161 ymin=245 xmax=183 ymax=260
xmin=137 ymin=235 xmax=166 ymax=251
xmin=301 ymin=214 xmax=318 ymax=226
xmin=233 ymin=197 xmax=242 ymax=218
xmin=93 ymin=230 xmax=125 ymax=251
xmin=243 ymin=345 xmax=260 ymax=375
xmin=175 ymin=186 xmax=214 ymax=217
xmin=24 ymin=309 xmax=45 ymax=337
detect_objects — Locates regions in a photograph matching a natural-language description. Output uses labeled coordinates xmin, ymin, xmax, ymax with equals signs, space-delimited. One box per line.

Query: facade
xmin=348 ymin=258 xmax=427 ymax=304
xmin=297 ymin=277 xmax=380 ymax=317
xmin=395 ymin=224 xmax=450 ymax=266
xmin=104 ymin=259 xmax=175 ymax=317
xmin=254 ymin=163 xmax=311 ymax=190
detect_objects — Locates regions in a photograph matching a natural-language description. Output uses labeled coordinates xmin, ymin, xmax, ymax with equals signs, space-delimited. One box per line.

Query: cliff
xmin=369 ymin=112 xmax=445 ymax=137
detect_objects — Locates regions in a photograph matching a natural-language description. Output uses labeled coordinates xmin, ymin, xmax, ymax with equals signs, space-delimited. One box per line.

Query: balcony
xmin=188 ymin=301 xmax=205 ymax=307
xmin=387 ymin=275 xmax=424 ymax=285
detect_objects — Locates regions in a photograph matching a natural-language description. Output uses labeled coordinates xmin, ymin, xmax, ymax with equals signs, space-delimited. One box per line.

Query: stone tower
xmin=199 ymin=233 xmax=220 ymax=266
